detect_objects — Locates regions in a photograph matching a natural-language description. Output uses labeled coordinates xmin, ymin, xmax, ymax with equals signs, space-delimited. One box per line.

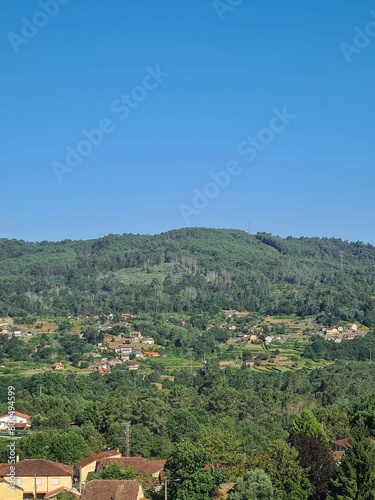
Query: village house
xmin=0 ymin=459 xmax=74 ymax=498
xmin=81 ymin=479 xmax=144 ymax=500
xmin=97 ymin=362 xmax=111 ymax=374
xmin=264 ymin=336 xmax=273 ymax=345
xmin=326 ymin=328 xmax=338 ymax=335
xmin=50 ymin=362 xmax=64 ymax=371
xmin=125 ymin=361 xmax=139 ymax=371
xmin=141 ymin=337 xmax=155 ymax=345
xmin=343 ymin=333 xmax=356 ymax=340
xmin=108 ymin=358 xmax=122 ymax=367
xmin=0 ymin=411 xmax=31 ymax=431
xmin=245 ymin=360 xmax=256 ymax=368
xmin=130 ymin=331 xmax=142 ymax=339
xmin=98 ymin=367 xmax=111 ymax=375
xmin=96 ymin=457 xmax=166 ymax=485
xmin=133 ymin=349 xmax=144 ymax=359
xmin=0 ymin=478 xmax=24 ymax=500
xmin=347 ymin=323 xmax=358 ymax=331
xmin=331 ymin=439 xmax=350 ymax=463
xmin=76 ymin=315 xmax=89 ymax=320
xmin=121 ymin=347 xmax=133 ymax=355
xmin=44 ymin=485 xmax=80 ymax=498
xmin=144 ymin=351 xmax=159 ymax=358
xmin=75 ymin=450 xmax=122 ymax=485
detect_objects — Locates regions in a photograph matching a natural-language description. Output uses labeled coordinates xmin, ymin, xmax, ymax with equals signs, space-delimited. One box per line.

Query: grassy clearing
xmin=113 ymin=264 xmax=176 ymax=285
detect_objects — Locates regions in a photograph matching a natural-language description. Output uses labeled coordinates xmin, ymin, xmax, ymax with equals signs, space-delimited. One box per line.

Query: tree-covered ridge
xmin=0 ymin=228 xmax=375 ymax=325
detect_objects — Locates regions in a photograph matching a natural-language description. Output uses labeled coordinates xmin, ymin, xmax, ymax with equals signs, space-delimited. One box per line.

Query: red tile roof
xmin=332 ymin=439 xmax=350 ymax=449
xmin=333 ymin=451 xmax=345 ymax=463
xmin=0 ymin=459 xmax=73 ymax=477
xmin=75 ymin=450 xmax=121 ymax=469
xmin=98 ymin=368 xmax=111 ymax=374
xmin=98 ymin=457 xmax=166 ymax=476
xmin=0 ymin=411 xmax=31 ymax=420
xmin=51 ymin=362 xmax=64 ymax=368
xmin=44 ymin=486 xmax=80 ymax=498
xmin=81 ymin=480 xmax=142 ymax=500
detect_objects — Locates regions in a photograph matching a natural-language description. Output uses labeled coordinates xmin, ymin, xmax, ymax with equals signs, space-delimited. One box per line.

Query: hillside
xmin=0 ymin=228 xmax=375 ymax=325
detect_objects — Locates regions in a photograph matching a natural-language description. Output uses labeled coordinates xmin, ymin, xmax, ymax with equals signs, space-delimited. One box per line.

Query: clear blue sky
xmin=1 ymin=0 xmax=374 ymax=242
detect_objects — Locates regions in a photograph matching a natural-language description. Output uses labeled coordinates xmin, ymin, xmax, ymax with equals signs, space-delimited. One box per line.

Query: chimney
xmin=16 ymin=454 xmax=19 ymax=463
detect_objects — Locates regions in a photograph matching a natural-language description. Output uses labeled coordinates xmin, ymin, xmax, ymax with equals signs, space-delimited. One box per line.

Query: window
xmin=15 ymin=478 xmax=22 ymax=486
xmin=36 ymin=478 xmax=42 ymax=486
xmin=51 ymin=478 xmax=60 ymax=485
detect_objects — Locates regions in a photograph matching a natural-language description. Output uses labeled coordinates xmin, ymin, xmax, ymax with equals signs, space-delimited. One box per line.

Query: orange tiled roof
xmin=75 ymin=450 xmax=121 ymax=469
xmin=98 ymin=457 xmax=166 ymax=476
xmin=81 ymin=480 xmax=141 ymax=500
xmin=0 ymin=459 xmax=72 ymax=477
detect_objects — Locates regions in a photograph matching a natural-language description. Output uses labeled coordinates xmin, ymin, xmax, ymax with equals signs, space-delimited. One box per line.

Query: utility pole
xmin=125 ymin=421 xmax=131 ymax=458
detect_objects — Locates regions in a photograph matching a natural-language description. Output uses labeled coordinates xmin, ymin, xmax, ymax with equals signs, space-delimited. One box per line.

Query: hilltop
xmin=0 ymin=228 xmax=374 ymax=326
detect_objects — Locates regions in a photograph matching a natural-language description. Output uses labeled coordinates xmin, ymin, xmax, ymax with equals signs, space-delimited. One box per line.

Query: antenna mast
xmin=125 ymin=421 xmax=131 ymax=457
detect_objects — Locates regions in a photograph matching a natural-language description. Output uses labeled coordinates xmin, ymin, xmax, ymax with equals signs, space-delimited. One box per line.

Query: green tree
xmin=289 ymin=433 xmax=336 ymax=500
xmin=290 ymin=409 xmax=327 ymax=440
xmin=329 ymin=437 xmax=375 ymax=499
xmin=18 ymin=431 xmax=91 ymax=465
xmin=253 ymin=440 xmax=312 ymax=500
xmin=18 ymin=431 xmax=52 ymax=460
xmin=99 ymin=462 xmax=138 ymax=480
xmin=50 ymin=431 xmax=91 ymax=464
xmin=164 ymin=442 xmax=228 ymax=500
xmin=228 ymin=469 xmax=275 ymax=500
xmin=200 ymin=429 xmax=246 ymax=480
xmin=56 ymin=493 xmax=77 ymax=500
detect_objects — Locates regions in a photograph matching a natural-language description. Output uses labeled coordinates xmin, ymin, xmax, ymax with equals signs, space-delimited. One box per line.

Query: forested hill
xmin=0 ymin=228 xmax=375 ymax=325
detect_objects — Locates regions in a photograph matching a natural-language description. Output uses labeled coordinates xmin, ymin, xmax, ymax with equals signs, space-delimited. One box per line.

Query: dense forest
xmin=1 ymin=362 xmax=375 ymax=499
xmin=0 ymin=228 xmax=375 ymax=325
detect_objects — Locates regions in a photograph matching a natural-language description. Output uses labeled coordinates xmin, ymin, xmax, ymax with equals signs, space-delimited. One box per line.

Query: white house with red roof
xmin=0 ymin=411 xmax=31 ymax=430
xmin=51 ymin=362 xmax=64 ymax=370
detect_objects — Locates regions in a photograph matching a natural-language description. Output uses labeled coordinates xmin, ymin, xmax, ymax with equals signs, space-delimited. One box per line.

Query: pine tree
xmin=329 ymin=437 xmax=375 ymax=499
xmin=290 ymin=409 xmax=327 ymax=440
